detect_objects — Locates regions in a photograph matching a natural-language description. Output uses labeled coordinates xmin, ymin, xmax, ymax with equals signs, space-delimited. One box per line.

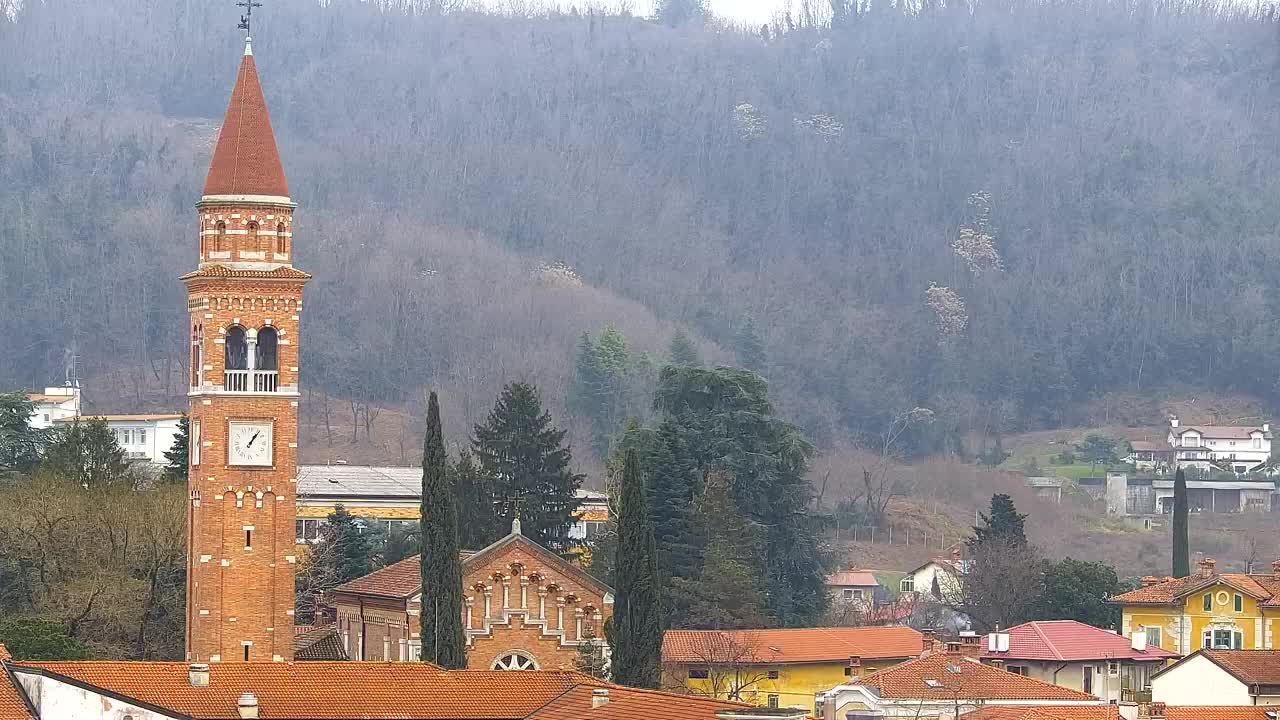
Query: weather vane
xmin=237 ymin=0 xmax=263 ymax=37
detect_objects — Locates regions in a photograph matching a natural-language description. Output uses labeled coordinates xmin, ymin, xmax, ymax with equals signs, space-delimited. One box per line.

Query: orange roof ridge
xmin=203 ymin=46 xmax=289 ymax=198
xmin=1028 ymin=622 xmax=1065 ymax=661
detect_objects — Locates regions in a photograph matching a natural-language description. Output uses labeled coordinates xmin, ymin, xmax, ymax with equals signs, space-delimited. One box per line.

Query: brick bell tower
xmin=184 ymin=36 xmax=308 ymax=663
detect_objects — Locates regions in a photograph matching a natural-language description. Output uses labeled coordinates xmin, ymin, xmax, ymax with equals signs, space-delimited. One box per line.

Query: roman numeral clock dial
xmin=228 ymin=421 xmax=273 ymax=466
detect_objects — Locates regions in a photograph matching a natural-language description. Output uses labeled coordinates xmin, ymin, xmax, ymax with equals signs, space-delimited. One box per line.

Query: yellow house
xmin=661 ymin=626 xmax=923 ymax=715
xmin=293 ymin=464 xmax=609 ymax=547
xmin=1113 ymin=557 xmax=1280 ymax=655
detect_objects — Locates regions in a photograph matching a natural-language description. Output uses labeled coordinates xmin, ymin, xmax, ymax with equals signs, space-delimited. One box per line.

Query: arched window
xmin=255 ymin=327 xmax=278 ymax=371
xmin=276 ymin=222 xmax=287 ymax=255
xmin=225 ymin=326 xmax=248 ymax=370
xmin=247 ymin=221 xmax=260 ymax=254
xmin=491 ymin=651 xmax=539 ymax=671
xmin=215 ymin=221 xmax=227 ymax=252
xmin=190 ymin=323 xmax=203 ymax=387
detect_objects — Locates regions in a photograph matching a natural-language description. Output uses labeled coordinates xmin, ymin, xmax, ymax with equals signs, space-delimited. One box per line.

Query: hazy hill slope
xmin=3 ymin=0 xmax=1280 ymax=456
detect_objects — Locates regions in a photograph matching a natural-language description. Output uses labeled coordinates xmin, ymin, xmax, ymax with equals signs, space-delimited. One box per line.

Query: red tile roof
xmin=1163 ymin=708 xmax=1278 ymax=720
xmin=960 ymin=707 xmax=1121 ymax=720
xmin=663 ymin=626 xmax=923 ymax=665
xmin=526 ymin=684 xmax=754 ymax=720
xmin=11 ymin=661 xmax=581 ymax=719
xmin=1189 ymin=649 xmax=1280 ymax=685
xmin=0 ymin=645 xmax=35 ymax=720
xmin=1174 ymin=426 xmax=1269 ymax=440
xmin=203 ymin=45 xmax=289 ymax=198
xmin=292 ymin=625 xmax=347 ymax=661
xmin=981 ymin=621 xmax=1177 ymax=662
xmin=854 ymin=653 xmax=1096 ymax=701
xmin=1112 ymin=573 xmax=1280 ymax=606
xmin=6 ymin=659 xmax=750 ymax=720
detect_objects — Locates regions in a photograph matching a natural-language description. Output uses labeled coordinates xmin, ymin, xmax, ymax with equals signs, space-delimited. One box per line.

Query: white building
xmin=901 ymin=549 xmax=969 ymax=599
xmin=55 ymin=414 xmax=184 ymax=465
xmin=1151 ymin=649 xmax=1280 ymax=706
xmin=1167 ymin=416 xmax=1272 ymax=473
xmin=24 ymin=386 xmax=81 ymax=429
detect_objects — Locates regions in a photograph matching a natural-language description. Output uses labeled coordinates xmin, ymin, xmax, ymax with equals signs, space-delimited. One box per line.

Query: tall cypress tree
xmin=1172 ymin=468 xmax=1190 ymax=578
xmin=473 ymin=382 xmax=584 ymax=550
xmin=419 ymin=392 xmax=466 ymax=668
xmin=611 ymin=449 xmax=662 ymax=688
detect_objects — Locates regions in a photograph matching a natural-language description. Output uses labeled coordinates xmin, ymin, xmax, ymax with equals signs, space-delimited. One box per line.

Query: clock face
xmin=227 ymin=421 xmax=273 ymax=466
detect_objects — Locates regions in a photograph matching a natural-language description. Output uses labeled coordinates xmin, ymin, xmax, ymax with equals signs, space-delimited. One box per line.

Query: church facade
xmin=184 ymin=38 xmax=308 ymax=663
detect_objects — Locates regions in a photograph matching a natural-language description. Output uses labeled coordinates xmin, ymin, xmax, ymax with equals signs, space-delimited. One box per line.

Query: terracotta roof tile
xmin=662 ymin=626 xmax=923 ymax=665
xmin=182 ymin=265 xmax=311 ymax=280
xmin=981 ymin=621 xmax=1177 ymax=662
xmin=854 ymin=653 xmax=1096 ymax=701
xmin=527 ymin=684 xmax=756 ymax=720
xmin=292 ymin=625 xmax=347 ymax=661
xmin=11 ymin=661 xmax=588 ymax=719
xmin=0 ymin=645 xmax=34 ymax=720
xmin=960 ymin=706 xmax=1121 ymax=720
xmin=1163 ymin=707 xmax=1278 ymax=720
xmin=203 ymin=47 xmax=289 ymax=198
xmin=1112 ymin=573 xmax=1276 ymax=605
xmin=1195 ymin=649 xmax=1280 ymax=685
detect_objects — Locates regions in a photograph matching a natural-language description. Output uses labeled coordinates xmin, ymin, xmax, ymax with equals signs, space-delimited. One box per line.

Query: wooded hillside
xmin=3 ymin=0 xmax=1280 ymax=459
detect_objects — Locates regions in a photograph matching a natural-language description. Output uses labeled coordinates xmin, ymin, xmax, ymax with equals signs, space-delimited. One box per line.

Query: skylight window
xmin=924 ymin=678 xmax=943 ymax=688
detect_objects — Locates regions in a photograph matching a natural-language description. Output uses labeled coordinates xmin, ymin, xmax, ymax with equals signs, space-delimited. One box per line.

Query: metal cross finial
xmin=496 ymin=495 xmax=525 ymax=521
xmin=237 ymin=0 xmax=262 ymax=36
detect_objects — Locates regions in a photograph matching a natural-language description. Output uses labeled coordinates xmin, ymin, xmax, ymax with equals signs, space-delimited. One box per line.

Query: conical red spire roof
xmin=203 ymin=42 xmax=289 ymax=198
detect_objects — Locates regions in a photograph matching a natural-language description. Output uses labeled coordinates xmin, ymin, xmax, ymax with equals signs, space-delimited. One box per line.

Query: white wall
xmin=1152 ymin=655 xmax=1252 ymax=705
xmin=13 ymin=670 xmax=182 ymax=720
xmin=105 ymin=418 xmax=182 ymax=464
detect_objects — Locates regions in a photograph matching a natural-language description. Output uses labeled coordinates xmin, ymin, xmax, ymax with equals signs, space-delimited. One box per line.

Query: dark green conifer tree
xmin=1173 ymin=468 xmax=1190 ymax=577
xmin=611 ymin=449 xmax=662 ymax=688
xmin=970 ymin=493 xmax=1028 ymax=548
xmin=668 ymin=326 xmax=702 ymax=367
xmin=327 ymin=505 xmax=379 ymax=583
xmin=453 ymin=448 xmax=500 ymax=550
xmin=733 ymin=316 xmax=766 ymax=373
xmin=0 ymin=392 xmax=50 ymax=476
xmin=161 ymin=415 xmax=189 ymax=483
xmin=42 ymin=417 xmax=131 ymax=489
xmin=473 ymin=382 xmax=583 ymax=550
xmin=419 ymin=391 xmax=467 ymax=668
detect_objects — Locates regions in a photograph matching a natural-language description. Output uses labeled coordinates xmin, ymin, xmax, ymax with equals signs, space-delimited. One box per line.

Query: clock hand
xmin=248 ymin=431 xmax=260 ymax=448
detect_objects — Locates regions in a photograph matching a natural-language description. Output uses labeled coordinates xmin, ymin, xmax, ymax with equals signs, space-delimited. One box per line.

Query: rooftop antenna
xmin=237 ymin=0 xmax=262 ymax=38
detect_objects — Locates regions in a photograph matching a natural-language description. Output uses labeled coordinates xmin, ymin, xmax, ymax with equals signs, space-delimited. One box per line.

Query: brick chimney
xmin=1198 ymin=557 xmax=1217 ymax=579
xmin=920 ymin=628 xmax=940 ymax=655
xmin=958 ymin=632 xmax=983 ymax=658
xmin=591 ymin=688 xmax=609 ymax=709
xmin=1140 ymin=576 xmax=1160 ymax=587
xmin=1272 ymin=559 xmax=1280 ymax=579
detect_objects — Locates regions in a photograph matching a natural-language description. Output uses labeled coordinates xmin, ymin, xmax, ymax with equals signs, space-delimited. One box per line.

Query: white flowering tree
xmin=952 ymin=191 xmax=1004 ymax=275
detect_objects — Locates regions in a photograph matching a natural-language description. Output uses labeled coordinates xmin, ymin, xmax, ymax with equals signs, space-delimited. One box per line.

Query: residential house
xmin=295 ymin=464 xmax=608 ymax=546
xmin=979 ymin=621 xmax=1177 ymax=702
xmin=1166 ymin=416 xmax=1272 ymax=473
xmin=826 ymin=566 xmax=883 ymax=606
xmin=1126 ymin=441 xmax=1175 ymax=472
xmin=1151 ymin=649 xmax=1280 ymax=706
xmin=55 ymin=413 xmax=184 ymax=465
xmin=814 ymin=651 xmax=1101 ymax=719
xmin=0 ymin=643 xmax=774 ymax=720
xmin=663 ymin=626 xmax=923 ymax=713
xmin=902 ymin=549 xmax=969 ymax=599
xmin=22 ymin=386 xmax=80 ymax=430
xmin=331 ymin=519 xmax=613 ymax=670
xmin=1112 ymin=558 xmax=1280 ymax=655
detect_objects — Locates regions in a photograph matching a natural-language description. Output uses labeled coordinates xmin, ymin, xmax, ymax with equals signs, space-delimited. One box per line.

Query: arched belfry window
xmin=225 ymin=326 xmax=248 ymax=370
xmin=215 ymin=221 xmax=227 ymax=252
xmin=255 ymin=327 xmax=278 ymax=371
xmin=276 ymin=222 xmax=287 ymax=255
xmin=247 ymin=221 xmax=260 ymax=254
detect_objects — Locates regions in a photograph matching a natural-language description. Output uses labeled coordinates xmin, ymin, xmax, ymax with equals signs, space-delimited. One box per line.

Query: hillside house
xmin=23 ymin=386 xmax=80 ymax=429
xmin=662 ymin=626 xmax=923 ymax=714
xmin=826 ymin=566 xmax=883 ymax=606
xmin=1089 ymin=473 xmax=1274 ymax=516
xmin=1126 ymin=440 xmax=1175 ymax=472
xmin=979 ymin=621 xmax=1176 ymax=703
xmin=1167 ymin=416 xmax=1272 ymax=474
xmin=53 ymin=413 xmax=184 ymax=465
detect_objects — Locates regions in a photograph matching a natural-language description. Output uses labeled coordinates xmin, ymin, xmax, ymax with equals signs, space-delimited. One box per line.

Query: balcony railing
xmin=1121 ymin=688 xmax=1152 ymax=703
xmin=223 ymin=370 xmax=279 ymax=393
